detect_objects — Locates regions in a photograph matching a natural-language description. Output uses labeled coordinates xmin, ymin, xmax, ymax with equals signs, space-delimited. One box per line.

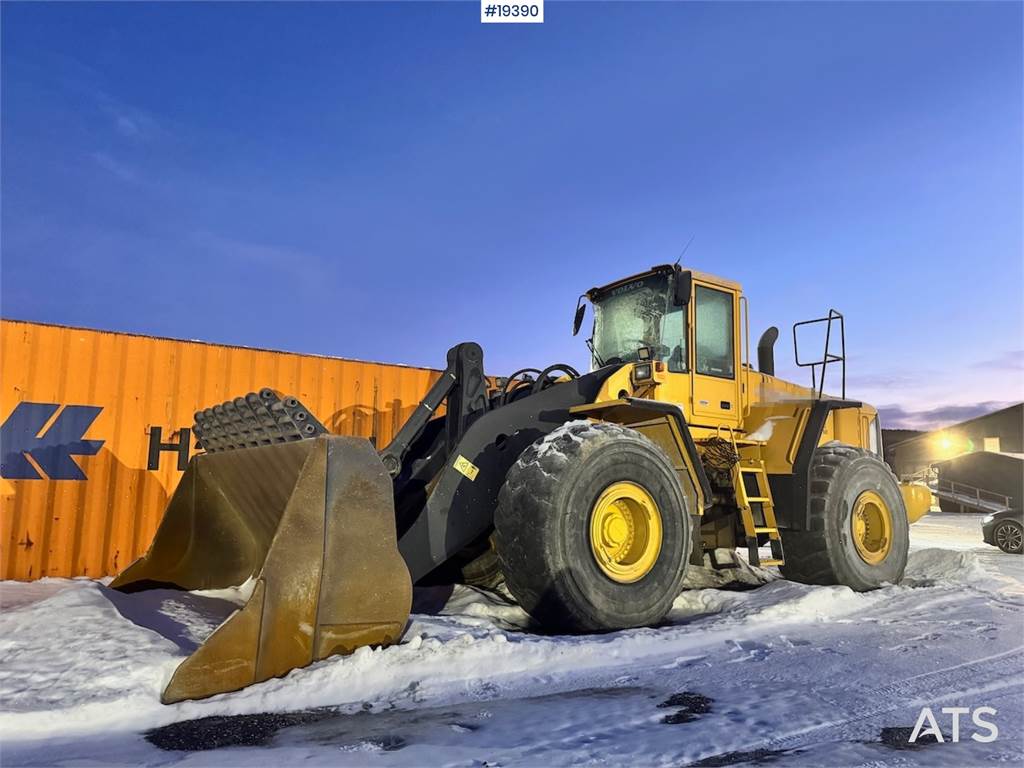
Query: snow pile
xmin=902 ymin=547 xmax=1013 ymax=593
xmin=0 ymin=528 xmax=1016 ymax=751
xmin=529 ymin=419 xmax=606 ymax=462
xmin=0 ymin=577 xmax=76 ymax=610
xmin=682 ymin=550 xmax=779 ymax=589
xmin=437 ymin=585 xmax=531 ymax=632
xmin=0 ymin=571 xmax=878 ymax=743
xmin=0 ymin=582 xmax=178 ymax=715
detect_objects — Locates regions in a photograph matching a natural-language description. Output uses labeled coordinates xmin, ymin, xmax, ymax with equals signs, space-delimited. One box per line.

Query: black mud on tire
xmin=780 ymin=443 xmax=909 ymax=590
xmin=494 ymin=420 xmax=690 ymax=632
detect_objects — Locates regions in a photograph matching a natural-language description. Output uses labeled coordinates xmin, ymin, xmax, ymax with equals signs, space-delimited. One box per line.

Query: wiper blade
xmin=586 ymin=338 xmax=606 ymax=368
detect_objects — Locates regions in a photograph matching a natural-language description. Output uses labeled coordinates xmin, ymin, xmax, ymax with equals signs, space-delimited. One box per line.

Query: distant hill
xmin=882 ymin=429 xmax=925 ymax=448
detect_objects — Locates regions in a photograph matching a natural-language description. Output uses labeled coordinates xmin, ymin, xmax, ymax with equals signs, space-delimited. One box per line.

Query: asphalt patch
xmin=659 ymin=691 xmax=713 ymax=724
xmin=147 ymin=685 xmax=648 ymax=755
xmin=146 ymin=710 xmax=333 ymax=751
xmin=690 ymin=747 xmax=798 ymax=766
xmin=876 ymin=725 xmax=947 ymax=750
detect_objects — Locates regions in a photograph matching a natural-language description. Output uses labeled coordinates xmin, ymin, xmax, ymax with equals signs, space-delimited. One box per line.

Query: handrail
xmin=740 ymin=294 xmax=750 ymax=417
xmin=933 ymin=478 xmax=1013 ymax=510
xmin=793 ymin=309 xmax=846 ymax=399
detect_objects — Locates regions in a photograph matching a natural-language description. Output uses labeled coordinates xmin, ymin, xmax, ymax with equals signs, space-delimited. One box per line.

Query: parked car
xmin=981 ymin=509 xmax=1024 ymax=554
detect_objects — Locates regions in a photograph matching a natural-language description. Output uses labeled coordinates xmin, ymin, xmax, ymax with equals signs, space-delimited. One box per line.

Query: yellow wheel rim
xmin=589 ymin=481 xmax=663 ymax=583
xmin=851 ymin=490 xmax=893 ymax=565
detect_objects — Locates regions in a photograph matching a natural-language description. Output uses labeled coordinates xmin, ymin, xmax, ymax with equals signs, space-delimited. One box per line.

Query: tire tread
xmin=780 ymin=443 xmax=906 ymax=587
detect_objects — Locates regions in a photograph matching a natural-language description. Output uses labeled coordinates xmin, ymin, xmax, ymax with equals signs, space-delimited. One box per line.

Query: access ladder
xmin=731 ymin=457 xmax=785 ymax=568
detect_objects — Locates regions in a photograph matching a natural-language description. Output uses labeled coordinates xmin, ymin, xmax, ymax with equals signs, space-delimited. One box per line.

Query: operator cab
xmin=574 ymin=264 xmax=744 ymax=425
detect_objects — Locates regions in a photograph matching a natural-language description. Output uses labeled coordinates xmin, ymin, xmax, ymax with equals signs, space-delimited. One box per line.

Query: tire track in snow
xmin=716 ymin=646 xmax=1024 ymax=757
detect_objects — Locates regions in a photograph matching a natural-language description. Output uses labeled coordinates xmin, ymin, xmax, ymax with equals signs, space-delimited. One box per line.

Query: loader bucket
xmin=111 ymin=435 xmax=412 ymax=704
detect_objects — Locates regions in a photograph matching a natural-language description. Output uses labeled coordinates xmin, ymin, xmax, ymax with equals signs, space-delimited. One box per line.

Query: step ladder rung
xmin=733 ymin=455 xmax=784 ymax=566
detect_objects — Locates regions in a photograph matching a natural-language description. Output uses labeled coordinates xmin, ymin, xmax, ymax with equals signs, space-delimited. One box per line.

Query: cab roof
xmin=586 ymin=264 xmax=742 ymax=300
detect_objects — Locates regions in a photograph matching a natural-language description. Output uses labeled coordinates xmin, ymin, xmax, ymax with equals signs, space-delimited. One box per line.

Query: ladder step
xmin=752 ymin=527 xmax=778 ymax=534
xmin=747 ymin=497 xmax=771 ymax=503
xmin=739 ymin=467 xmax=765 ymax=473
xmin=759 ymin=559 xmax=784 ymax=566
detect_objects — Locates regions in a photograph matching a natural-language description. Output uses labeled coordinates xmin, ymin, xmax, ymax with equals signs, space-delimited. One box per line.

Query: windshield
xmin=591 ymin=273 xmax=687 ymax=372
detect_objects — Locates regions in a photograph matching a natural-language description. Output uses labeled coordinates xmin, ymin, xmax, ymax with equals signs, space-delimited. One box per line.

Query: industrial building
xmin=931 ymin=451 xmax=1022 ymax=514
xmin=885 ymin=402 xmax=1023 ymax=480
xmin=885 ymin=402 xmax=1023 ymax=514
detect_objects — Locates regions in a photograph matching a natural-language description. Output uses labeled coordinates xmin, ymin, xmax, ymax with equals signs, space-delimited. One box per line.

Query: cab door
xmin=690 ymin=282 xmax=742 ymax=427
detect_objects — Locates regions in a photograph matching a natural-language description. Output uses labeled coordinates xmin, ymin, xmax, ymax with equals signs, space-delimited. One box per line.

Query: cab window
xmin=660 ymin=306 xmax=687 ymax=373
xmin=695 ymin=286 xmax=734 ymax=378
xmin=591 ymin=273 xmax=687 ymax=372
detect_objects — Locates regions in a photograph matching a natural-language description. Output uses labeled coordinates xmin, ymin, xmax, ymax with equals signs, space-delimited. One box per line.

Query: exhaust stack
xmin=757 ymin=326 xmax=779 ymax=376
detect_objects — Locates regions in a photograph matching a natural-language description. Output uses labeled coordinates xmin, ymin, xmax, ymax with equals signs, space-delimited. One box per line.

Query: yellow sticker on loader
xmin=453 ymin=455 xmax=480 ymax=481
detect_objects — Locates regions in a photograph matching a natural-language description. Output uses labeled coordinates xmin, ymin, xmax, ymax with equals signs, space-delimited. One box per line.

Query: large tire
xmin=459 ymin=540 xmax=504 ymax=588
xmin=494 ymin=420 xmax=691 ymax=632
xmin=780 ymin=443 xmax=909 ymax=590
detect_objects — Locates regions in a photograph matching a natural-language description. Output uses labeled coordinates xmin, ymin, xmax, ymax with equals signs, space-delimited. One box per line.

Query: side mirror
xmin=673 ymin=268 xmax=692 ymax=306
xmin=572 ymin=298 xmax=587 ymax=337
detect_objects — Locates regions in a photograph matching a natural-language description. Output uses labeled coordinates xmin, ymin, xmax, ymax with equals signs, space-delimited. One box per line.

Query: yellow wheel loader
xmin=112 ymin=265 xmax=931 ymax=703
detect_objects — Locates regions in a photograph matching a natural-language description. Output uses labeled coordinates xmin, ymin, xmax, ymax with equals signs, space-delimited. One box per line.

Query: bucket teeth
xmin=111 ymin=435 xmax=412 ymax=703
xmin=193 ymin=391 xmax=327 ymax=453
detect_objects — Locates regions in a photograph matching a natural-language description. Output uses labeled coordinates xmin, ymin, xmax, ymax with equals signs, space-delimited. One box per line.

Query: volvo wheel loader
xmin=112 ymin=265 xmax=932 ymax=703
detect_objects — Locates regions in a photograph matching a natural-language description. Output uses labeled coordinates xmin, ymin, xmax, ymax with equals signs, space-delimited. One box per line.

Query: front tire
xmin=780 ymin=444 xmax=909 ymax=590
xmin=495 ymin=420 xmax=691 ymax=632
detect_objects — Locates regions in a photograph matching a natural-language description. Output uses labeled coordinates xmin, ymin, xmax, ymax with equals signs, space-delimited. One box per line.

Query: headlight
xmin=982 ymin=514 xmax=994 ymax=524
xmin=633 ymin=363 xmax=652 ymax=382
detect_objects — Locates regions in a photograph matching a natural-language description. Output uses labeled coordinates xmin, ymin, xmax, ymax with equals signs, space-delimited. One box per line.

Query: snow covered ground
xmin=1 ymin=512 xmax=1022 ymax=767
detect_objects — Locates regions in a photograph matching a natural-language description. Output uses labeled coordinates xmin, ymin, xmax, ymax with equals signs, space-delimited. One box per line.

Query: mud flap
xmin=111 ymin=436 xmax=412 ymax=704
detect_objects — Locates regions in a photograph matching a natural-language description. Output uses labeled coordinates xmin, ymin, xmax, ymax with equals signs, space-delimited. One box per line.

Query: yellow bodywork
xmin=850 ymin=490 xmax=893 ymax=565
xmin=900 ymin=483 xmax=933 ymax=524
xmin=580 ymin=265 xmax=923 ymax=541
xmin=112 ymin=262 xmax=918 ymax=706
xmin=588 ymin=481 xmax=663 ymax=583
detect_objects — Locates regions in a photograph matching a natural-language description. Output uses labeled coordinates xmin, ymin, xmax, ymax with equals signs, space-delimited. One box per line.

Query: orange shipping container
xmin=0 ymin=319 xmax=442 ymax=581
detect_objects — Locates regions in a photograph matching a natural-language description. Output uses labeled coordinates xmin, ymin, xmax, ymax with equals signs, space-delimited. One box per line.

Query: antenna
xmin=673 ymin=234 xmax=695 ymax=267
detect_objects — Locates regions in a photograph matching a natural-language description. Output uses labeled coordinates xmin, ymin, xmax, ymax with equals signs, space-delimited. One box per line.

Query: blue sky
xmin=2 ymin=1 xmax=1021 ymax=430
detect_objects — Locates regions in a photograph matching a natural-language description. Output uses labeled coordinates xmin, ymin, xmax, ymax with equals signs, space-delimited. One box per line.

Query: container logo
xmin=0 ymin=402 xmax=104 ymax=480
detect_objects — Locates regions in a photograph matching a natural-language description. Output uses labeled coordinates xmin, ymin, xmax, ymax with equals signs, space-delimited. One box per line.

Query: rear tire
xmin=994 ymin=520 xmax=1023 ymax=554
xmin=494 ymin=420 xmax=690 ymax=632
xmin=780 ymin=444 xmax=908 ymax=590
xmin=459 ymin=540 xmax=504 ymax=588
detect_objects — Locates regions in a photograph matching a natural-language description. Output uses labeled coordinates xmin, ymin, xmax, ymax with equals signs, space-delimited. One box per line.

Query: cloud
xmin=877 ymin=400 xmax=1019 ymax=431
xmin=91 ymin=152 xmax=138 ymax=183
xmin=88 ymin=89 xmax=165 ymax=184
xmin=95 ymin=91 xmax=163 ymax=142
xmin=845 ymin=371 xmax=921 ymax=390
xmin=190 ymin=232 xmax=317 ymax=268
xmin=970 ymin=350 xmax=1024 ymax=371
xmin=115 ymin=115 xmax=141 ymax=138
